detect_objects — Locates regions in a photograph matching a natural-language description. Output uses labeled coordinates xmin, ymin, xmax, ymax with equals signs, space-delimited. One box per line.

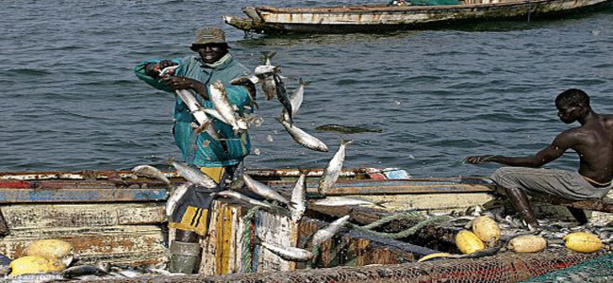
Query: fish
xmin=62 ymin=264 xmax=108 ymax=279
xmin=230 ymin=76 xmax=258 ymax=109
xmin=315 ymin=124 xmax=383 ymax=134
xmin=216 ymin=190 xmax=273 ymax=209
xmin=254 ymin=51 xmax=280 ymax=100
xmin=310 ymin=215 xmax=350 ymax=247
xmin=132 ymin=165 xmax=171 ymax=185
xmin=275 ymin=115 xmax=329 ymax=152
xmin=273 ymin=74 xmax=293 ymax=124
xmin=318 ymin=138 xmax=353 ymax=194
xmin=254 ymin=51 xmax=278 ymax=77
xmin=166 ymin=182 xmax=192 ymax=217
xmin=209 ymin=81 xmax=248 ymax=133
xmin=312 ymin=196 xmax=385 ymax=207
xmin=242 ymin=173 xmax=289 ymax=205
xmin=261 ymin=76 xmax=277 ymax=101
xmin=290 ymin=78 xmax=306 ymax=115
xmin=175 ymin=89 xmax=220 ymax=138
xmin=257 ymin=238 xmax=314 ymax=262
xmin=169 ymin=160 xmax=218 ymax=189
xmin=289 ymin=171 xmax=308 ymax=223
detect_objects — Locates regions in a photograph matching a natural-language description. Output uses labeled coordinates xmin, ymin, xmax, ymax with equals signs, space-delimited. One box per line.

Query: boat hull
xmin=225 ymin=0 xmax=613 ymax=34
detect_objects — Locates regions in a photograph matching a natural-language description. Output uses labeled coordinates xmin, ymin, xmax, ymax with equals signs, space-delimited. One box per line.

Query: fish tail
xmin=340 ymin=137 xmax=354 ymax=146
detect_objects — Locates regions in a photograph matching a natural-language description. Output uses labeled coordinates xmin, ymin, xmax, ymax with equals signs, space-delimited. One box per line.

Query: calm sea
xmin=1 ymin=0 xmax=613 ymax=178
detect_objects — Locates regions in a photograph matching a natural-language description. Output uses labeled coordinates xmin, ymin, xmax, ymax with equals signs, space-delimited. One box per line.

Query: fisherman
xmin=465 ymin=89 xmax=613 ymax=229
xmin=134 ymin=26 xmax=254 ymax=273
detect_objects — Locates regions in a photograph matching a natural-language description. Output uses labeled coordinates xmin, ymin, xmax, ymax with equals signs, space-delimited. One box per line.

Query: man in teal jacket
xmin=135 ymin=26 xmax=254 ymax=273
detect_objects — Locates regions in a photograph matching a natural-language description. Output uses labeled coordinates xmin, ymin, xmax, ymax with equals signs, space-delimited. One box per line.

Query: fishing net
xmin=100 ymin=251 xmax=597 ymax=283
xmin=523 ymin=252 xmax=613 ymax=283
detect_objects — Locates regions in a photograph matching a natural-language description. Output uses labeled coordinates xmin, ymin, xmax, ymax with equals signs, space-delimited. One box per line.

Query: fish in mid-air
xmin=275 ymin=115 xmax=329 ymax=152
xmin=318 ymin=138 xmax=353 ymax=194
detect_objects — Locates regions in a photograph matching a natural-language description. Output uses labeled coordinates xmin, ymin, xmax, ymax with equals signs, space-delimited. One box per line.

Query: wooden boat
xmin=0 ymin=168 xmax=607 ymax=281
xmin=223 ymin=0 xmax=613 ymax=34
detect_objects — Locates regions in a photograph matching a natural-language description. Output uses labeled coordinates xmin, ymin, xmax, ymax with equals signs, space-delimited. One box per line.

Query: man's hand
xmin=161 ymin=77 xmax=207 ymax=98
xmin=145 ymin=60 xmax=178 ymax=78
xmin=464 ymin=155 xmax=495 ymax=164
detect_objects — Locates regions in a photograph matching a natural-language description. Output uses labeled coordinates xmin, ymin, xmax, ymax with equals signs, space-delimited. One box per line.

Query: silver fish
xmin=311 ymin=215 xmax=350 ymax=247
xmin=313 ymin=196 xmax=381 ymax=207
xmin=273 ymin=74 xmax=293 ymax=124
xmin=169 ymin=160 xmax=217 ymax=189
xmin=318 ymin=138 xmax=353 ymax=194
xmin=132 ymin=165 xmax=171 ymax=185
xmin=289 ymin=78 xmax=306 ymax=116
xmin=289 ymin=171 xmax=308 ymax=222
xmin=242 ymin=173 xmax=289 ymax=205
xmin=166 ymin=182 xmax=192 ymax=217
xmin=216 ymin=190 xmax=273 ymax=209
xmin=275 ymin=115 xmax=329 ymax=152
xmin=175 ymin=89 xmax=220 ymax=139
xmin=259 ymin=240 xmax=314 ymax=262
xmin=209 ymin=81 xmax=248 ymax=133
xmin=254 ymin=51 xmax=278 ymax=77
xmin=261 ymin=76 xmax=277 ymax=100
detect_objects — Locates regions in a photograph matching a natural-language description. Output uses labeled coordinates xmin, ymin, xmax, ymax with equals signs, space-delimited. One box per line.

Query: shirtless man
xmin=466 ymin=89 xmax=613 ymax=227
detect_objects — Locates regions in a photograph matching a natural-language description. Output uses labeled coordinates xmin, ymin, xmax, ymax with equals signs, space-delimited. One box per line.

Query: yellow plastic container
xmin=563 ymin=232 xmax=602 ymax=253
xmin=23 ymin=239 xmax=74 ymax=266
xmin=472 ymin=216 xmax=501 ymax=246
xmin=456 ymin=230 xmax=485 ymax=254
xmin=9 ymin=256 xmax=56 ymax=276
xmin=508 ymin=235 xmax=547 ymax=253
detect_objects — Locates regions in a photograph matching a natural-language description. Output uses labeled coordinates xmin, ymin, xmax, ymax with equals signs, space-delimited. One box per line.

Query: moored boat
xmin=224 ymin=0 xmax=613 ymax=34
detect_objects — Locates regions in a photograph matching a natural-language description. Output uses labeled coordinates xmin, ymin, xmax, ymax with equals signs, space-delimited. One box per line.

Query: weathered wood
xmin=0 ymin=225 xmax=167 ymax=265
xmin=534 ymin=194 xmax=613 ymax=212
xmin=0 ymin=187 xmax=168 ymax=203
xmin=225 ymin=0 xmax=613 ymax=34
xmin=2 ymin=203 xmax=166 ymax=229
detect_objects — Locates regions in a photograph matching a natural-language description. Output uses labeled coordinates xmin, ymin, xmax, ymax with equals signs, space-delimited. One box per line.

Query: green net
xmin=523 ymin=252 xmax=613 ymax=282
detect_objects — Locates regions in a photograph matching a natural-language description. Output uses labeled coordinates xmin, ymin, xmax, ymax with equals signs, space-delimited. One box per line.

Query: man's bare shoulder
xmin=601 ymin=114 xmax=613 ymax=128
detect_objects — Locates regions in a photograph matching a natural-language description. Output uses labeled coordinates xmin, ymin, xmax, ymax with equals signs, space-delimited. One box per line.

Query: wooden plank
xmin=0 ymin=188 xmax=168 ymax=203
xmin=2 ymin=203 xmax=166 ymax=229
xmin=200 ymin=202 xmax=220 ymax=276
xmin=0 ymin=225 xmax=167 ymax=265
xmin=534 ymin=194 xmax=613 ymax=212
xmin=254 ymin=209 xmax=297 ymax=272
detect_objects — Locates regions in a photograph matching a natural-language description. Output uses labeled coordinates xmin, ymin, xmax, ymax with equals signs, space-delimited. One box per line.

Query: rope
xmin=240 ymin=206 xmax=261 ymax=273
xmin=361 ymin=210 xmax=423 ymax=230
xmin=348 ymin=215 xmax=451 ymax=239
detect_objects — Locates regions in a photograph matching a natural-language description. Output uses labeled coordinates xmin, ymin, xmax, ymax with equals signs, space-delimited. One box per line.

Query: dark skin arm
xmin=145 ymin=60 xmax=209 ymax=100
xmin=465 ymin=131 xmax=576 ymax=167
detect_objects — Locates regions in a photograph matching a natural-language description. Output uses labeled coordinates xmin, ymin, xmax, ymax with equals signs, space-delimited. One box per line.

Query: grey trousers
xmin=490 ymin=167 xmax=611 ymax=201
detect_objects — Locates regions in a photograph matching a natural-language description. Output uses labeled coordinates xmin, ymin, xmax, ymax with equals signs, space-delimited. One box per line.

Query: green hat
xmin=191 ymin=26 xmax=227 ymax=49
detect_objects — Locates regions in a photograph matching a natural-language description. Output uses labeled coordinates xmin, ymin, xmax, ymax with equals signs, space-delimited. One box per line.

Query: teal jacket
xmin=135 ymin=55 xmax=253 ymax=167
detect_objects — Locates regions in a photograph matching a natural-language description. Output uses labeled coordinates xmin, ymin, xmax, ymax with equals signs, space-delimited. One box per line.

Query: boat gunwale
xmin=254 ymin=0 xmax=571 ymax=14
